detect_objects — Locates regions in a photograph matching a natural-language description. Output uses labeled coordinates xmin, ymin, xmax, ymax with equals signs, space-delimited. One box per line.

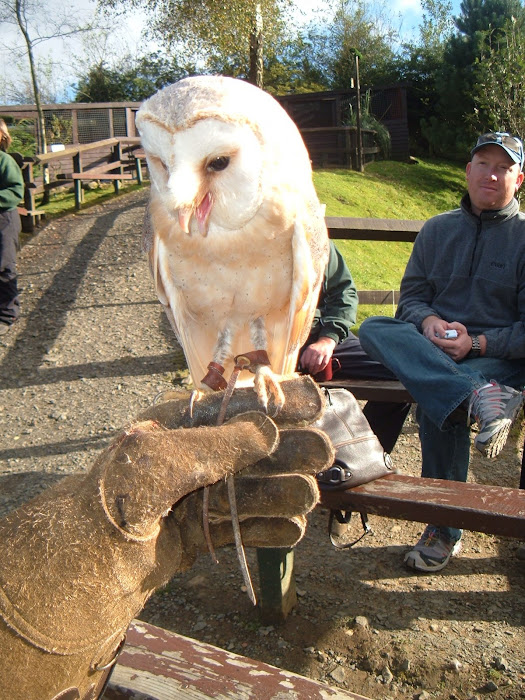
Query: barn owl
xmin=137 ymin=75 xmax=329 ymax=411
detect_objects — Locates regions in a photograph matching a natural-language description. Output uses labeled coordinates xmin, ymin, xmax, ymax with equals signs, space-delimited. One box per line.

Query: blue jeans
xmin=360 ymin=316 xmax=525 ymax=541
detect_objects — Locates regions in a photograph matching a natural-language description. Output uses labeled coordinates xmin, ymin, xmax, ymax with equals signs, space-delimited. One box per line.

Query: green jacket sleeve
xmin=0 ymin=152 xmax=24 ymax=211
xmin=311 ymin=241 xmax=358 ymax=343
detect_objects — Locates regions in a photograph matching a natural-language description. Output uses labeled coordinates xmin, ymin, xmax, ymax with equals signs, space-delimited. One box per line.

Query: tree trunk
xmin=15 ymin=0 xmax=49 ymax=202
xmin=249 ymin=2 xmax=264 ymax=88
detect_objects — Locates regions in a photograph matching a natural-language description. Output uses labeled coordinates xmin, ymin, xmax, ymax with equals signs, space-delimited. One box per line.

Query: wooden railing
xmin=326 ymin=216 xmax=422 ymax=305
xmin=17 ymin=137 xmax=146 ymax=232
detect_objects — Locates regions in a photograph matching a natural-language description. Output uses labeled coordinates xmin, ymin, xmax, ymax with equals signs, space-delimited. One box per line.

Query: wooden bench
xmin=104 ymin=619 xmax=370 ymax=700
xmin=255 ymin=218 xmax=525 ymax=624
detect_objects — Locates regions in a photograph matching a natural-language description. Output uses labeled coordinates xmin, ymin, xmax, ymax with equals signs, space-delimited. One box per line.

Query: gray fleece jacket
xmin=396 ymin=193 xmax=525 ymax=360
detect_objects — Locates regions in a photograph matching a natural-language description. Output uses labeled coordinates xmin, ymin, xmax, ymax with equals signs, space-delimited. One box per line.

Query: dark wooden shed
xmin=276 ymin=86 xmax=410 ymax=163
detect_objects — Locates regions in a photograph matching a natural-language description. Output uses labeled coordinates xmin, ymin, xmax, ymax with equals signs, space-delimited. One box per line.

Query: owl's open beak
xmin=177 ymin=193 xmax=213 ymax=237
xmin=178 ymin=208 xmax=192 ymax=233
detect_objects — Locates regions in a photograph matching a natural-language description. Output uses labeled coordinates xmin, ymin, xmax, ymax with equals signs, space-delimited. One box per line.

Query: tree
xmin=74 ymin=53 xmax=196 ymax=102
xmin=0 ymin=0 xmax=93 ymax=152
xmin=263 ymin=32 xmax=330 ymax=95
xmin=97 ymin=0 xmax=293 ymax=89
xmin=1 ymin=55 xmax=68 ymax=104
xmin=418 ymin=0 xmax=455 ymax=51
xmin=434 ymin=0 xmax=525 ymax=156
xmin=472 ymin=16 xmax=525 ymax=137
xmin=399 ymin=0 xmax=455 ymax=155
xmin=301 ymin=0 xmax=401 ymax=91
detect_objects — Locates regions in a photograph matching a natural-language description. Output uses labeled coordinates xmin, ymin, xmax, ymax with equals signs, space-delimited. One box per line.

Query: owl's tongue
xmin=195 ymin=192 xmax=213 ymax=235
xmin=177 ymin=192 xmax=213 ymax=235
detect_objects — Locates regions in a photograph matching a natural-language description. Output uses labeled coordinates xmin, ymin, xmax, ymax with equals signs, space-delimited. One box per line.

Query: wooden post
xmin=355 ymin=54 xmax=364 ymax=173
xmin=108 ymin=108 xmax=114 ymax=138
xmin=135 ymin=156 xmax=143 ymax=185
xmin=71 ymin=110 xmax=79 ymax=144
xmin=21 ymin=158 xmax=36 ymax=233
xmin=344 ymin=128 xmax=352 ymax=168
xmin=112 ymin=142 xmax=123 ymax=195
xmin=73 ymin=152 xmax=83 ymax=210
xmin=256 ymin=547 xmax=297 ymax=624
xmin=125 ymin=108 xmax=136 ymax=138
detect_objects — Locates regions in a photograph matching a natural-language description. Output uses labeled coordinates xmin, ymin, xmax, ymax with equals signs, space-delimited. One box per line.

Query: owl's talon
xmin=254 ymin=365 xmax=285 ymax=415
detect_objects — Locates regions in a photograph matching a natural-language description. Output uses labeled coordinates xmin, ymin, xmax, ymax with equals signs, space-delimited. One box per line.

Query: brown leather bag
xmin=313 ymin=388 xmax=397 ymax=548
xmin=314 ymin=388 xmax=394 ymax=490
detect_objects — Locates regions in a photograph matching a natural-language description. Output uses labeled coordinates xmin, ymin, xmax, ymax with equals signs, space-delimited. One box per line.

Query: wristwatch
xmin=468 ymin=334 xmax=481 ymax=358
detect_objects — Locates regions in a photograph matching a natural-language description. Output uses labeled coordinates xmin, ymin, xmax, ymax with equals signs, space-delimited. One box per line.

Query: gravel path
xmin=0 ymin=187 xmax=524 ymax=700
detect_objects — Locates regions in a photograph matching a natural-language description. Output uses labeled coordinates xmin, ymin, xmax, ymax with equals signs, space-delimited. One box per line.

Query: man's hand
xmin=421 ymin=316 xmax=486 ymax=361
xmin=299 ymin=336 xmax=336 ymax=375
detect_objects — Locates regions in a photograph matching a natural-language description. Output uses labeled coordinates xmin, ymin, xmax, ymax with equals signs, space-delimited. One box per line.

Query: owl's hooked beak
xmin=177 ymin=193 xmax=213 ymax=237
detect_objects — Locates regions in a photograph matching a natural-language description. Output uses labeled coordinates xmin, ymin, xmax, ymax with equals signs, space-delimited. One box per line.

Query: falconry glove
xmin=0 ymin=376 xmax=331 ymax=700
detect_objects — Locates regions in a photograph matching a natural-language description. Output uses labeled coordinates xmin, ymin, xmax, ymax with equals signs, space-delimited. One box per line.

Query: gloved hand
xmin=0 ymin=376 xmax=332 ymax=700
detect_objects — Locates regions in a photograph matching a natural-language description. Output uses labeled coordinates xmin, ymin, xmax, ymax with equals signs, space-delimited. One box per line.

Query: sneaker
xmin=0 ymin=322 xmax=10 ymax=336
xmin=404 ymin=525 xmax=462 ymax=572
xmin=468 ymin=380 xmax=524 ymax=459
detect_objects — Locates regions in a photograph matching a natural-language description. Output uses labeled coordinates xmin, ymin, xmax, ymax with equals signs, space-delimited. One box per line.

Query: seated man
xmin=359 ymin=131 xmax=525 ymax=572
xmin=299 ymin=240 xmax=411 ymax=455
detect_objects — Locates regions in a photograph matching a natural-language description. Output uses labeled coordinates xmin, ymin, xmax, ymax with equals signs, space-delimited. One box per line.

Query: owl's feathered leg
xmin=243 ymin=317 xmax=286 ymax=414
xmin=201 ymin=327 xmax=234 ymax=391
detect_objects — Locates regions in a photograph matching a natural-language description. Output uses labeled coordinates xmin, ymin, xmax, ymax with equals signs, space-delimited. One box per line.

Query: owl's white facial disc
xmin=143 ymin=118 xmax=264 ymax=235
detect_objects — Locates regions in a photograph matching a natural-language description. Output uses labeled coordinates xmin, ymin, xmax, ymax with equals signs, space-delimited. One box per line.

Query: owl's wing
xmin=271 ymin=204 xmax=328 ymax=377
xmin=143 ymin=207 xmax=216 ymax=384
xmin=143 ymin=205 xmax=185 ymax=349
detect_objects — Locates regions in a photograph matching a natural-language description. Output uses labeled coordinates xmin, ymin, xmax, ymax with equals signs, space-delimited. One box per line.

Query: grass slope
xmin=313 ymin=158 xmax=467 ymax=324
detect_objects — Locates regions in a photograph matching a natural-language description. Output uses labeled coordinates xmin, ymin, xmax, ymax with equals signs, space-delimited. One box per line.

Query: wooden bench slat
xmin=326 ymin=216 xmax=423 ymax=242
xmin=357 ymin=289 xmax=401 ymax=304
xmin=17 ymin=207 xmax=45 ymax=217
xmin=56 ymin=160 xmax=126 ymax=177
xmin=320 ymin=474 xmax=525 ymax=538
xmin=105 ymin=619 xmax=370 ymax=700
xmin=58 ymin=171 xmax=133 ymax=180
xmin=320 ymin=378 xmax=414 ymax=402
xmin=35 ymin=138 xmax=120 ymax=164
xmin=70 ymin=172 xmax=133 ymax=180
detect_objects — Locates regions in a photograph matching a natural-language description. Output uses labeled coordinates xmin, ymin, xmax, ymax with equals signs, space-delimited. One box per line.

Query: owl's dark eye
xmin=208 ymin=156 xmax=230 ymax=172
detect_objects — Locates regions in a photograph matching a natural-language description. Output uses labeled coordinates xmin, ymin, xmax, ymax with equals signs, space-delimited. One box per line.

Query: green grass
xmin=313 ymin=158 xmax=466 ymax=219
xmin=36 ymin=182 xmax=144 ymax=219
xmin=312 ymin=158 xmax=467 ymax=325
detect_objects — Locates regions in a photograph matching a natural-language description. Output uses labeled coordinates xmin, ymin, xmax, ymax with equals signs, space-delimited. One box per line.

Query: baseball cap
xmin=471 ymin=131 xmax=524 ymax=170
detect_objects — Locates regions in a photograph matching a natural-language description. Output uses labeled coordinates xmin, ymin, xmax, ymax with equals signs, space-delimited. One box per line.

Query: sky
xmin=0 ymin=0 xmax=464 ymax=104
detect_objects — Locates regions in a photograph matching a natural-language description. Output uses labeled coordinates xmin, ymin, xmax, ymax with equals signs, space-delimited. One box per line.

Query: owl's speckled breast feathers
xmin=137 ymin=75 xmax=328 ymax=404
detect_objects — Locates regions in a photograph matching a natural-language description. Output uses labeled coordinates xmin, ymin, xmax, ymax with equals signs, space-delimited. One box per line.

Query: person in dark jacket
xmin=299 ymin=240 xmax=410 ymax=455
xmin=359 ymin=132 xmax=525 ymax=572
xmin=0 ymin=119 xmax=24 ymax=334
